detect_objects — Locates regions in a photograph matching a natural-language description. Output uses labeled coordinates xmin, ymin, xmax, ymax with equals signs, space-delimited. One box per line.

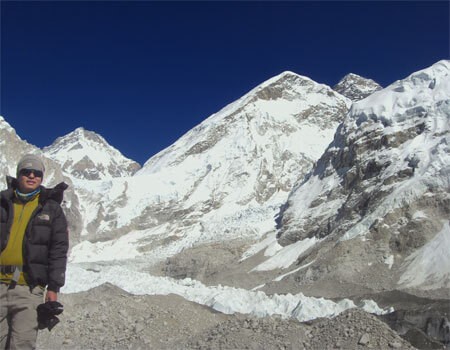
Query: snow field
xmin=63 ymin=264 xmax=392 ymax=322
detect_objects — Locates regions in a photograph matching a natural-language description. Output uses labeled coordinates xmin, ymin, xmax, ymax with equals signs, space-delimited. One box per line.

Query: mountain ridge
xmin=333 ymin=72 xmax=383 ymax=101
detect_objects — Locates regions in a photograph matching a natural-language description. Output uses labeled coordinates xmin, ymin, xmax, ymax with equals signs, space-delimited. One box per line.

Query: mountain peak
xmin=333 ymin=73 xmax=382 ymax=101
xmin=68 ymin=127 xmax=105 ymax=143
xmin=74 ymin=126 xmax=86 ymax=133
xmin=44 ymin=128 xmax=140 ymax=180
xmin=341 ymin=73 xmax=367 ymax=80
xmin=271 ymin=70 xmax=306 ymax=81
xmin=0 ymin=115 xmax=16 ymax=133
xmin=232 ymin=70 xmax=350 ymax=110
xmin=258 ymin=71 xmax=315 ymax=90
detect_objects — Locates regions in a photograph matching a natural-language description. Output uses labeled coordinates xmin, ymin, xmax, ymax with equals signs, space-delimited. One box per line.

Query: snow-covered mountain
xmin=275 ymin=60 xmax=450 ymax=294
xmin=0 ymin=115 xmax=70 ymax=193
xmin=333 ymin=73 xmax=382 ymax=101
xmin=68 ymin=71 xmax=351 ymax=259
xmin=0 ymin=116 xmax=85 ymax=243
xmin=0 ymin=116 xmax=39 ymax=180
xmin=43 ymin=127 xmax=141 ymax=180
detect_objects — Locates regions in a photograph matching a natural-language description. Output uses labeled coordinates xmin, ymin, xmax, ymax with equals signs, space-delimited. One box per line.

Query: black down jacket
xmin=0 ymin=176 xmax=69 ymax=292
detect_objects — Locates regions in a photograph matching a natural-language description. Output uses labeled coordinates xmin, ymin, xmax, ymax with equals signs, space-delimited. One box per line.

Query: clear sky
xmin=1 ymin=1 xmax=448 ymax=165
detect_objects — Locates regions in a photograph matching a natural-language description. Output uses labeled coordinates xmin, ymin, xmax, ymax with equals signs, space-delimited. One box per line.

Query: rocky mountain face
xmin=333 ymin=73 xmax=382 ymax=101
xmin=43 ymin=127 xmax=141 ymax=180
xmin=275 ymin=60 xmax=450 ymax=298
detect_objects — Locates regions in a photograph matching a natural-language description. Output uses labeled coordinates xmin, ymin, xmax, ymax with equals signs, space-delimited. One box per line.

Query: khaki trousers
xmin=0 ymin=283 xmax=44 ymax=350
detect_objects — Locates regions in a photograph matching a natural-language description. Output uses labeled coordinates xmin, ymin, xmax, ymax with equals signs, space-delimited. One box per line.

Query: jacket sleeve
xmin=47 ymin=204 xmax=69 ymax=292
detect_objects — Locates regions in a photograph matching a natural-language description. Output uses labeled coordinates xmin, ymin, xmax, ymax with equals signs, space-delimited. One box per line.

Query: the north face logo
xmin=37 ymin=214 xmax=50 ymax=221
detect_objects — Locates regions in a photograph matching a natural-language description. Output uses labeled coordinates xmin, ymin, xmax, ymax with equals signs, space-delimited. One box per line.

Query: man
xmin=0 ymin=154 xmax=69 ymax=349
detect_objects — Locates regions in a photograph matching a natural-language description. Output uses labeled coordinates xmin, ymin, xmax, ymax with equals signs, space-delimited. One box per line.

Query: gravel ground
xmin=37 ymin=283 xmax=418 ymax=350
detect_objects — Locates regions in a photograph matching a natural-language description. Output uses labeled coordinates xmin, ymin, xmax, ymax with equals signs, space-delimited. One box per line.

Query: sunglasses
xmin=20 ymin=169 xmax=43 ymax=178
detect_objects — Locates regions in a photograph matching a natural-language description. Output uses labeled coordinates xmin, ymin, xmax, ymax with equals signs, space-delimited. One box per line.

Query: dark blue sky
xmin=1 ymin=1 xmax=449 ymax=165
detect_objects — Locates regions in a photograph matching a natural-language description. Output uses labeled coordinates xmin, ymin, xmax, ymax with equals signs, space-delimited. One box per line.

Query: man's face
xmin=18 ymin=169 xmax=43 ymax=193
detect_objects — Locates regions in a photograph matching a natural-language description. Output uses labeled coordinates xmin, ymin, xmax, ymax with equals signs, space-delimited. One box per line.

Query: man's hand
xmin=46 ymin=290 xmax=58 ymax=302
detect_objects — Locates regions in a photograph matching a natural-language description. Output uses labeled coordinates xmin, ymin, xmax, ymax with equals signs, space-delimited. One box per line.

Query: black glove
xmin=37 ymin=301 xmax=64 ymax=331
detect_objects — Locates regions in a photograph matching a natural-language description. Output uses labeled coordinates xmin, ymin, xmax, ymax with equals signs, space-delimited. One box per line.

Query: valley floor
xmin=37 ymin=283 xmax=420 ymax=350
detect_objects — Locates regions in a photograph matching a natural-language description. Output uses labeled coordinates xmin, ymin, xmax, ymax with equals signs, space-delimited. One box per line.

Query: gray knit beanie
xmin=16 ymin=154 xmax=45 ymax=177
